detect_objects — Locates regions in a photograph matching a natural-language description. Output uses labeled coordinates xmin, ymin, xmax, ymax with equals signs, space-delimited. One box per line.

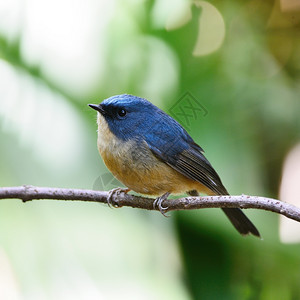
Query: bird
xmin=89 ymin=94 xmax=260 ymax=237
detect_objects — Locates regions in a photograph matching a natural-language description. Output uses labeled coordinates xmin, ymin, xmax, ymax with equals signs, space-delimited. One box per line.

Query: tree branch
xmin=0 ymin=185 xmax=299 ymax=222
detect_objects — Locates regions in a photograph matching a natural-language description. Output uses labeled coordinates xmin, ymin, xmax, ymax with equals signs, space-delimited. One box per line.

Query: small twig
xmin=0 ymin=185 xmax=299 ymax=222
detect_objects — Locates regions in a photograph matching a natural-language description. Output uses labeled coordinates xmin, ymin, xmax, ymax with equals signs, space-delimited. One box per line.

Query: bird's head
xmin=89 ymin=94 xmax=161 ymax=141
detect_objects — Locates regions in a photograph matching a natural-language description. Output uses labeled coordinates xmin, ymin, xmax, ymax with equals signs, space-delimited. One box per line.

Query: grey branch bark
xmin=0 ymin=185 xmax=300 ymax=223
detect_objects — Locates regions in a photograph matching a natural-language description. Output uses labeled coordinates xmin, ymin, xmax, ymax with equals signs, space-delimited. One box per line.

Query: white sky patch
xmin=0 ymin=0 xmax=22 ymax=41
xmin=22 ymin=0 xmax=115 ymax=98
xmin=0 ymin=59 xmax=84 ymax=170
xmin=0 ymin=0 xmax=115 ymax=98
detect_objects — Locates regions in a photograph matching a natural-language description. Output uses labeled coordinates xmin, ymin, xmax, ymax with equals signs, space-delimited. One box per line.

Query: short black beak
xmin=88 ymin=104 xmax=105 ymax=115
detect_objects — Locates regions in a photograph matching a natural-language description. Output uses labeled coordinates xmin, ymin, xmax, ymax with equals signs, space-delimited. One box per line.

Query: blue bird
xmin=89 ymin=94 xmax=260 ymax=237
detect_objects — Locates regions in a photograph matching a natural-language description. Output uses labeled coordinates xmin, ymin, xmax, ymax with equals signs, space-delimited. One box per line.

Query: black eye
xmin=118 ymin=108 xmax=127 ymax=117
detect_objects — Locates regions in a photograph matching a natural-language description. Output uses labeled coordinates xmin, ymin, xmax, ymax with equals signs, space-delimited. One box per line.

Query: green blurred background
xmin=0 ymin=0 xmax=300 ymax=299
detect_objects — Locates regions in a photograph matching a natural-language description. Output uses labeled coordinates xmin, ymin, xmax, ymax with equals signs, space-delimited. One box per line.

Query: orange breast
xmin=96 ymin=114 xmax=212 ymax=196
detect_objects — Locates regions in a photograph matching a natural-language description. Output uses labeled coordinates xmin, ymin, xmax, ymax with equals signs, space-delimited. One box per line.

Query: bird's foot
xmin=153 ymin=192 xmax=170 ymax=217
xmin=107 ymin=188 xmax=130 ymax=208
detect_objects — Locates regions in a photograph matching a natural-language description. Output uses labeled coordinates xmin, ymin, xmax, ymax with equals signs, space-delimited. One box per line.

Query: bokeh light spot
xmin=192 ymin=1 xmax=225 ymax=56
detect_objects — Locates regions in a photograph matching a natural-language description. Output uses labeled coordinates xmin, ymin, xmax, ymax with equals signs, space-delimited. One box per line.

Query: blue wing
xmin=143 ymin=110 xmax=260 ymax=237
xmin=143 ymin=111 xmax=228 ymax=195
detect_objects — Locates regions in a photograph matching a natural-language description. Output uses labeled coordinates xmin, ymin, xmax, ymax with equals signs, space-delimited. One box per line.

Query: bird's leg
xmin=153 ymin=192 xmax=170 ymax=216
xmin=107 ymin=187 xmax=130 ymax=208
